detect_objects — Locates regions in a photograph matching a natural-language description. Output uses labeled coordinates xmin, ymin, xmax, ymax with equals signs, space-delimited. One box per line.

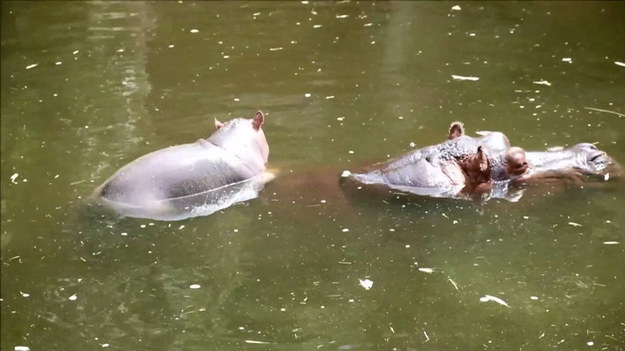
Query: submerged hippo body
xmin=345 ymin=123 xmax=512 ymax=197
xmin=342 ymin=122 xmax=618 ymax=203
xmin=94 ymin=111 xmax=272 ymax=220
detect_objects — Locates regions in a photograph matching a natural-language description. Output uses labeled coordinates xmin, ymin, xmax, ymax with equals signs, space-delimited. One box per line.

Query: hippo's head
xmin=210 ymin=111 xmax=269 ymax=169
xmin=569 ymin=143 xmax=614 ymax=174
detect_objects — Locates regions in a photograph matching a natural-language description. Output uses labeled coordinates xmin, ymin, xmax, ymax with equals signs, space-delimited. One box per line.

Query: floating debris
xmin=451 ymin=5 xmax=461 ymax=11
xmin=269 ymin=47 xmax=283 ymax=51
xmin=25 ymin=63 xmax=38 ymax=70
xmin=451 ymin=74 xmax=479 ymax=81
xmin=336 ymin=14 xmax=349 ymax=19
xmin=603 ymin=241 xmax=619 ymax=245
xmin=448 ymin=278 xmax=459 ymax=290
xmin=530 ymin=296 xmax=539 ymax=300
xmin=68 ymin=294 xmax=78 ymax=301
xmin=615 ymin=61 xmax=625 ymax=67
xmin=532 ymin=80 xmax=552 ymax=86
xmin=189 ymin=284 xmax=201 ymax=289
xmin=245 ymin=340 xmax=270 ymax=345
xmin=342 ymin=228 xmax=349 ymax=232
xmin=604 ymin=173 xmax=610 ymax=181
xmin=479 ymin=294 xmax=510 ymax=307
xmin=190 ymin=29 xmax=199 ymax=33
xmin=583 ymin=106 xmax=625 ymax=118
xmin=304 ymin=93 xmax=311 ymax=98
xmin=341 ymin=170 xmax=351 ymax=177
xmin=418 ymin=267 xmax=434 ymax=274
xmin=568 ymin=222 xmax=582 ymax=227
xmin=359 ymin=279 xmax=373 ymax=290
xmin=15 ymin=347 xmax=30 ymax=351
xmin=562 ymin=57 xmax=572 ymax=63
xmin=10 ymin=173 xmax=19 ymax=184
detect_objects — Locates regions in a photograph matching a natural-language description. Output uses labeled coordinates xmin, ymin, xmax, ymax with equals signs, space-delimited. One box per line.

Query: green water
xmin=2 ymin=1 xmax=624 ymax=350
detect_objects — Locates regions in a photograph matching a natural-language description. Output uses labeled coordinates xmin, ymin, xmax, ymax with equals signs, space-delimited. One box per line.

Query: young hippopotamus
xmin=93 ymin=111 xmax=273 ymax=220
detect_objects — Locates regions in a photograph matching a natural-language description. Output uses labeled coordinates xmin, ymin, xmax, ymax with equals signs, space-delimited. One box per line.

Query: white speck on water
xmin=523 ymin=216 xmax=529 ymax=219
xmin=20 ymin=291 xmax=29 ymax=297
xmin=280 ymin=307 xmax=286 ymax=312
xmin=359 ymin=279 xmax=373 ymax=290
xmin=342 ymin=228 xmax=349 ymax=232
xmin=568 ymin=222 xmax=582 ymax=227
xmin=313 ymin=24 xmax=322 ymax=29
xmin=451 ymin=5 xmax=461 ymax=11
xmin=55 ymin=61 xmax=62 ymax=66
xmin=530 ymin=296 xmax=539 ymax=300
xmin=341 ymin=170 xmax=351 ymax=177
xmin=348 ymin=150 xmax=354 ymax=154
xmin=233 ymin=98 xmax=240 ymax=102
xmin=398 ymin=116 xmax=404 ymax=119
xmin=14 ymin=347 xmax=30 ymax=351
xmin=337 ymin=116 xmax=345 ymax=121
xmin=73 ymin=50 xmax=79 ymax=55
xmin=168 ymin=44 xmax=175 ymax=48
xmin=69 ymin=294 xmax=77 ymax=301
xmin=269 ymin=47 xmax=283 ymax=51
xmin=336 ymin=14 xmax=349 ymax=19
xmin=469 ymin=32 xmax=476 ymax=37
xmin=253 ymin=12 xmax=261 ymax=16
xmin=26 ymin=63 xmax=38 ymax=70
xmin=405 ymin=244 xmax=411 ymax=248
xmin=587 ymin=341 xmax=594 ymax=346
xmin=604 ymin=173 xmax=609 ymax=181
xmin=603 ymin=241 xmax=619 ymax=245
xmin=233 ymin=229 xmax=239 ymax=233
xmin=190 ymin=29 xmax=199 ymax=33
xmin=325 ymin=95 xmax=335 ymax=99
xmin=54 ymin=174 xmax=59 ymax=179
xmin=101 ymin=344 xmax=110 ymax=348
xmin=418 ymin=267 xmax=434 ymax=274
xmin=533 ymin=79 xmax=552 ymax=86
xmin=409 ymin=142 xmax=416 ymax=147
xmin=320 ymin=199 xmax=326 ymax=204
xmin=140 ymin=224 xmax=146 ymax=228
xmin=479 ymin=294 xmax=510 ymax=307
xmin=10 ymin=173 xmax=19 ymax=184
xmin=121 ymin=232 xmax=127 ymax=236
xmin=223 ymin=55 xmax=229 ymax=59
xmin=562 ymin=57 xmax=572 ymax=63
xmin=189 ymin=284 xmax=201 ymax=289
xmin=364 ymin=22 xmax=373 ymax=27
xmin=615 ymin=61 xmax=625 ymax=67
xmin=451 ymin=74 xmax=479 ymax=81
xmin=301 ymin=0 xmax=309 ymax=4
xmin=304 ymin=93 xmax=311 ymax=98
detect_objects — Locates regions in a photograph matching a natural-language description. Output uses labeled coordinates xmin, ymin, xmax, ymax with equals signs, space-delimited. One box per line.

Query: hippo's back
xmin=98 ymin=139 xmax=257 ymax=207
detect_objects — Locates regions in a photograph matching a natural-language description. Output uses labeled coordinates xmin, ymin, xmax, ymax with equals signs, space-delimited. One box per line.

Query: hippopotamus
xmin=342 ymin=121 xmax=618 ymax=202
xmin=343 ymin=122 xmax=513 ymax=197
xmin=93 ymin=111 xmax=273 ymax=220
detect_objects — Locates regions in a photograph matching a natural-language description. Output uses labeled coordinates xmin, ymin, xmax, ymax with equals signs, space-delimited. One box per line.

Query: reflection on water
xmin=2 ymin=1 xmax=624 ymax=350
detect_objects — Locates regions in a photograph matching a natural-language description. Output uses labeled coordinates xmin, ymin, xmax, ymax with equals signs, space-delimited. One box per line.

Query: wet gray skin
xmin=518 ymin=143 xmax=618 ymax=182
xmin=347 ymin=130 xmax=512 ymax=190
xmin=93 ymin=111 xmax=270 ymax=220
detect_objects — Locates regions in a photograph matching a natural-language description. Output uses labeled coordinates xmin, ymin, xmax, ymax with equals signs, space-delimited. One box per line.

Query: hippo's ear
xmin=214 ymin=118 xmax=224 ymax=130
xmin=476 ymin=146 xmax=489 ymax=172
xmin=252 ymin=111 xmax=265 ymax=131
xmin=448 ymin=121 xmax=464 ymax=140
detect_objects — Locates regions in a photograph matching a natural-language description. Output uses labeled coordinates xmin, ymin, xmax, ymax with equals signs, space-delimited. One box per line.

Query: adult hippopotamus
xmin=93 ymin=111 xmax=273 ymax=221
xmin=342 ymin=122 xmax=515 ymax=197
xmin=341 ymin=121 xmax=618 ymax=202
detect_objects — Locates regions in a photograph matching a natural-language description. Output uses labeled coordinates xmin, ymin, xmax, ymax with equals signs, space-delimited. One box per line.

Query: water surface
xmin=2 ymin=1 xmax=624 ymax=350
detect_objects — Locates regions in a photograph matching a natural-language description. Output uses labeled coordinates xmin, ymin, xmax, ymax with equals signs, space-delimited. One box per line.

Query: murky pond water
xmin=2 ymin=1 xmax=624 ymax=350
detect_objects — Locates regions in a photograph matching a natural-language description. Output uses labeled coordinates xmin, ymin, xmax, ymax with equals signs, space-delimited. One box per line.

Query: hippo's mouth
xmin=587 ymin=151 xmax=611 ymax=172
